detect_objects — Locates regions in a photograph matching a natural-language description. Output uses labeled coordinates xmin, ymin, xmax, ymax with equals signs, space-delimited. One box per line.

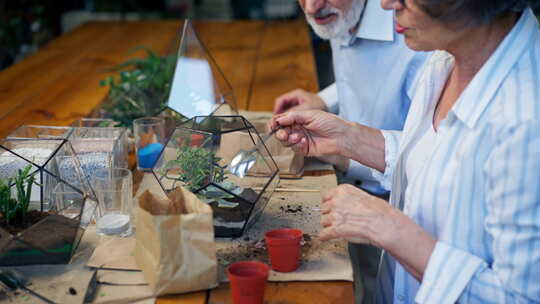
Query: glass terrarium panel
xmin=0 ymin=238 xmax=49 ymax=266
xmin=0 ymin=227 xmax=13 ymax=253
xmin=0 ymin=139 xmax=63 ymax=211
xmin=71 ymin=118 xmax=119 ymax=128
xmin=0 ymin=139 xmax=62 ymax=171
xmin=7 ymin=125 xmax=72 ymax=139
xmin=250 ymin=129 xmax=279 ymax=176
xmin=16 ymin=213 xmax=82 ymax=264
xmin=68 ymin=127 xmax=128 ymax=170
xmin=188 ymin=116 xmax=251 ymax=134
xmin=245 ymin=173 xmax=279 ymax=231
xmin=158 ymin=108 xmax=188 ymax=137
xmin=153 ymin=128 xmax=215 ymax=193
xmin=200 ymin=183 xmax=252 ymax=238
xmin=0 ymin=139 xmax=93 ymax=212
xmin=52 ymin=182 xmax=97 ymax=228
xmin=166 ymin=20 xmax=237 ymax=119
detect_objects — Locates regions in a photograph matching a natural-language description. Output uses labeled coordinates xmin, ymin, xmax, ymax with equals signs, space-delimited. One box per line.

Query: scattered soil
xmin=218 ymin=238 xmax=268 ymax=266
xmin=217 ymin=234 xmax=314 ymax=267
xmin=280 ymin=204 xmax=303 ymax=214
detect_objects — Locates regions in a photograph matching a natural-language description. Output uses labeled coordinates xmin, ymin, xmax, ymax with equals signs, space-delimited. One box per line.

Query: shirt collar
xmin=451 ymin=8 xmax=537 ymax=129
xmin=338 ymin=0 xmax=394 ymax=46
xmin=355 ymin=0 xmax=394 ymax=42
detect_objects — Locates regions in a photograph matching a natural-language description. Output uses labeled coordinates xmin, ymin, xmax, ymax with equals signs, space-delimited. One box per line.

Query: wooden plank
xmin=248 ymin=18 xmax=319 ymax=112
xmin=0 ymin=24 xmax=124 ymax=121
xmin=193 ymin=20 xmax=265 ymax=111
xmin=208 ymin=282 xmax=354 ymax=304
xmin=0 ymin=21 xmax=179 ymax=136
xmin=0 ymin=20 xmax=265 ymax=137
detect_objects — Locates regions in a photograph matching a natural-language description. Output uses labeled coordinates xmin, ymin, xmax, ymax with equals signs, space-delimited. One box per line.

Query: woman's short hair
xmin=415 ymin=0 xmax=531 ymax=25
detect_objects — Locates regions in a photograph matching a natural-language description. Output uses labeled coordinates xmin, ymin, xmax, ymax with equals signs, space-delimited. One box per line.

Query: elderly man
xmin=273 ymin=0 xmax=427 ymax=303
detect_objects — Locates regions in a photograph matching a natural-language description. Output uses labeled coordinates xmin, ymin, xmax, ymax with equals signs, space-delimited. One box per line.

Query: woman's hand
xmin=270 ymin=110 xmax=387 ymax=172
xmin=320 ymin=184 xmax=437 ymax=281
xmin=319 ymin=184 xmax=397 ymax=246
xmin=269 ymin=110 xmax=353 ymax=157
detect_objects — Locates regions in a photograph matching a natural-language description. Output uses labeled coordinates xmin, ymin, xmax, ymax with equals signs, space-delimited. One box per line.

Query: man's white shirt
xmin=318 ymin=0 xmax=427 ymax=195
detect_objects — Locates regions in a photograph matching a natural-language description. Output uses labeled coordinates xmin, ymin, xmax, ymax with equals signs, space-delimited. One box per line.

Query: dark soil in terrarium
xmin=0 ymin=212 xmax=81 ymax=266
xmin=0 ymin=210 xmax=49 ymax=235
xmin=209 ymin=188 xmax=260 ymax=238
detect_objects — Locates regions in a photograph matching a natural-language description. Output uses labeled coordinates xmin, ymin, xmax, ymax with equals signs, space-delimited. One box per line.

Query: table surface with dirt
xmin=0 ymin=19 xmax=354 ymax=304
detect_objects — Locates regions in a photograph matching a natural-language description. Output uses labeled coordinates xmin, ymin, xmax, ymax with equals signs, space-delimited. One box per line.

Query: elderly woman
xmin=271 ymin=0 xmax=540 ymax=302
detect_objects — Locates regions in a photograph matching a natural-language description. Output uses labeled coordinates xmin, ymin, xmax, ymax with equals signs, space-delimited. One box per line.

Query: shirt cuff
xmin=318 ymin=83 xmax=339 ymax=114
xmin=370 ymin=130 xmax=400 ymax=191
xmin=344 ymin=160 xmax=388 ymax=195
xmin=346 ymin=160 xmax=377 ymax=182
xmin=415 ymin=242 xmax=486 ymax=304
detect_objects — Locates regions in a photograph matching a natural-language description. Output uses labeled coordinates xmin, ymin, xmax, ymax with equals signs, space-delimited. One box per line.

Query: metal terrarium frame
xmin=0 ymin=138 xmax=97 ymax=265
xmin=152 ymin=115 xmax=279 ymax=237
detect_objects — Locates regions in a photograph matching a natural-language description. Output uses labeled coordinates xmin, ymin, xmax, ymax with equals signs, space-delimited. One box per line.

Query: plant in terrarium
xmin=153 ymin=120 xmax=279 ymax=237
xmin=162 ymin=139 xmax=243 ymax=208
xmin=100 ymin=47 xmax=179 ymax=128
xmin=0 ymin=164 xmax=41 ymax=230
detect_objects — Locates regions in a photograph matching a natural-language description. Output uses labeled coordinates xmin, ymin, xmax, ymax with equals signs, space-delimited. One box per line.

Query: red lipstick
xmin=396 ymin=23 xmax=407 ymax=34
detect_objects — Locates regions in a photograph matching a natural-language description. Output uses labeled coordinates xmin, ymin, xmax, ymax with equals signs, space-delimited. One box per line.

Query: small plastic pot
xmin=227 ymin=261 xmax=269 ymax=304
xmin=265 ymin=228 xmax=303 ymax=272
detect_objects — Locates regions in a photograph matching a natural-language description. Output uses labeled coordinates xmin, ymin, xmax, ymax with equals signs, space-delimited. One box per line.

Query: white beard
xmin=305 ymin=0 xmax=366 ymax=40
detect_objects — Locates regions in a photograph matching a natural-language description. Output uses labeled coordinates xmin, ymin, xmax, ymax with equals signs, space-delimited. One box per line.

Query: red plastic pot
xmin=190 ymin=133 xmax=204 ymax=147
xmin=227 ymin=261 xmax=270 ymax=304
xmin=265 ymin=228 xmax=303 ymax=272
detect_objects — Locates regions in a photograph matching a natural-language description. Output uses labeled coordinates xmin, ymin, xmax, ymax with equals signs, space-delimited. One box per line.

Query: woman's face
xmin=381 ymin=0 xmax=463 ymax=52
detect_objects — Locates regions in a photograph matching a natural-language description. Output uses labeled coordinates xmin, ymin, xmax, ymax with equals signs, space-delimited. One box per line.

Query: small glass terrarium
xmin=7 ymin=125 xmax=72 ymax=139
xmin=152 ymin=116 xmax=279 ymax=237
xmin=0 ymin=138 xmax=97 ymax=265
xmin=71 ymin=118 xmax=119 ymax=128
xmin=157 ymin=19 xmax=237 ymax=131
xmin=68 ymin=126 xmax=129 ymax=174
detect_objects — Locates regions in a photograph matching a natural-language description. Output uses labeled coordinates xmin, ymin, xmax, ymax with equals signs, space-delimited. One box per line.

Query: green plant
xmin=0 ymin=165 xmax=36 ymax=226
xmin=162 ymin=137 xmax=243 ymax=206
xmin=164 ymin=142 xmax=227 ymax=193
xmin=100 ymin=47 xmax=177 ymax=128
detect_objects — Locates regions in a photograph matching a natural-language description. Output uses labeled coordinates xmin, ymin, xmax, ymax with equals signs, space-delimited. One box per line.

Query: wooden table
xmin=0 ymin=19 xmax=353 ymax=303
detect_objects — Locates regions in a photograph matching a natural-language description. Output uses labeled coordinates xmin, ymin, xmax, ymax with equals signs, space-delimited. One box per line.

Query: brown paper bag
xmin=135 ymin=187 xmax=218 ymax=295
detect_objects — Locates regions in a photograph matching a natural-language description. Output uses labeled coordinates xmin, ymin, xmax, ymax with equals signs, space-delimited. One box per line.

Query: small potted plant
xmin=152 ymin=116 xmax=279 ymax=237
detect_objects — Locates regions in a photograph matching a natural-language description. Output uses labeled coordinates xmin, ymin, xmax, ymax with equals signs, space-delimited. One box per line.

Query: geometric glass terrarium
xmin=68 ymin=126 xmax=129 ymax=173
xmin=71 ymin=118 xmax=119 ymax=128
xmin=8 ymin=124 xmax=129 ymax=179
xmin=152 ymin=115 xmax=279 ymax=237
xmin=164 ymin=19 xmax=237 ymax=121
xmin=0 ymin=138 xmax=97 ymax=265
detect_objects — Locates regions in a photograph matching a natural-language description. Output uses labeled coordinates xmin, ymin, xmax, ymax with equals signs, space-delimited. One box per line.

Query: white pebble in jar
xmin=97 ymin=213 xmax=131 ymax=236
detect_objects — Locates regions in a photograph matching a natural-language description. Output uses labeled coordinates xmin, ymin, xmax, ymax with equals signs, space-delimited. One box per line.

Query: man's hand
xmin=273 ymin=89 xmax=328 ymax=114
